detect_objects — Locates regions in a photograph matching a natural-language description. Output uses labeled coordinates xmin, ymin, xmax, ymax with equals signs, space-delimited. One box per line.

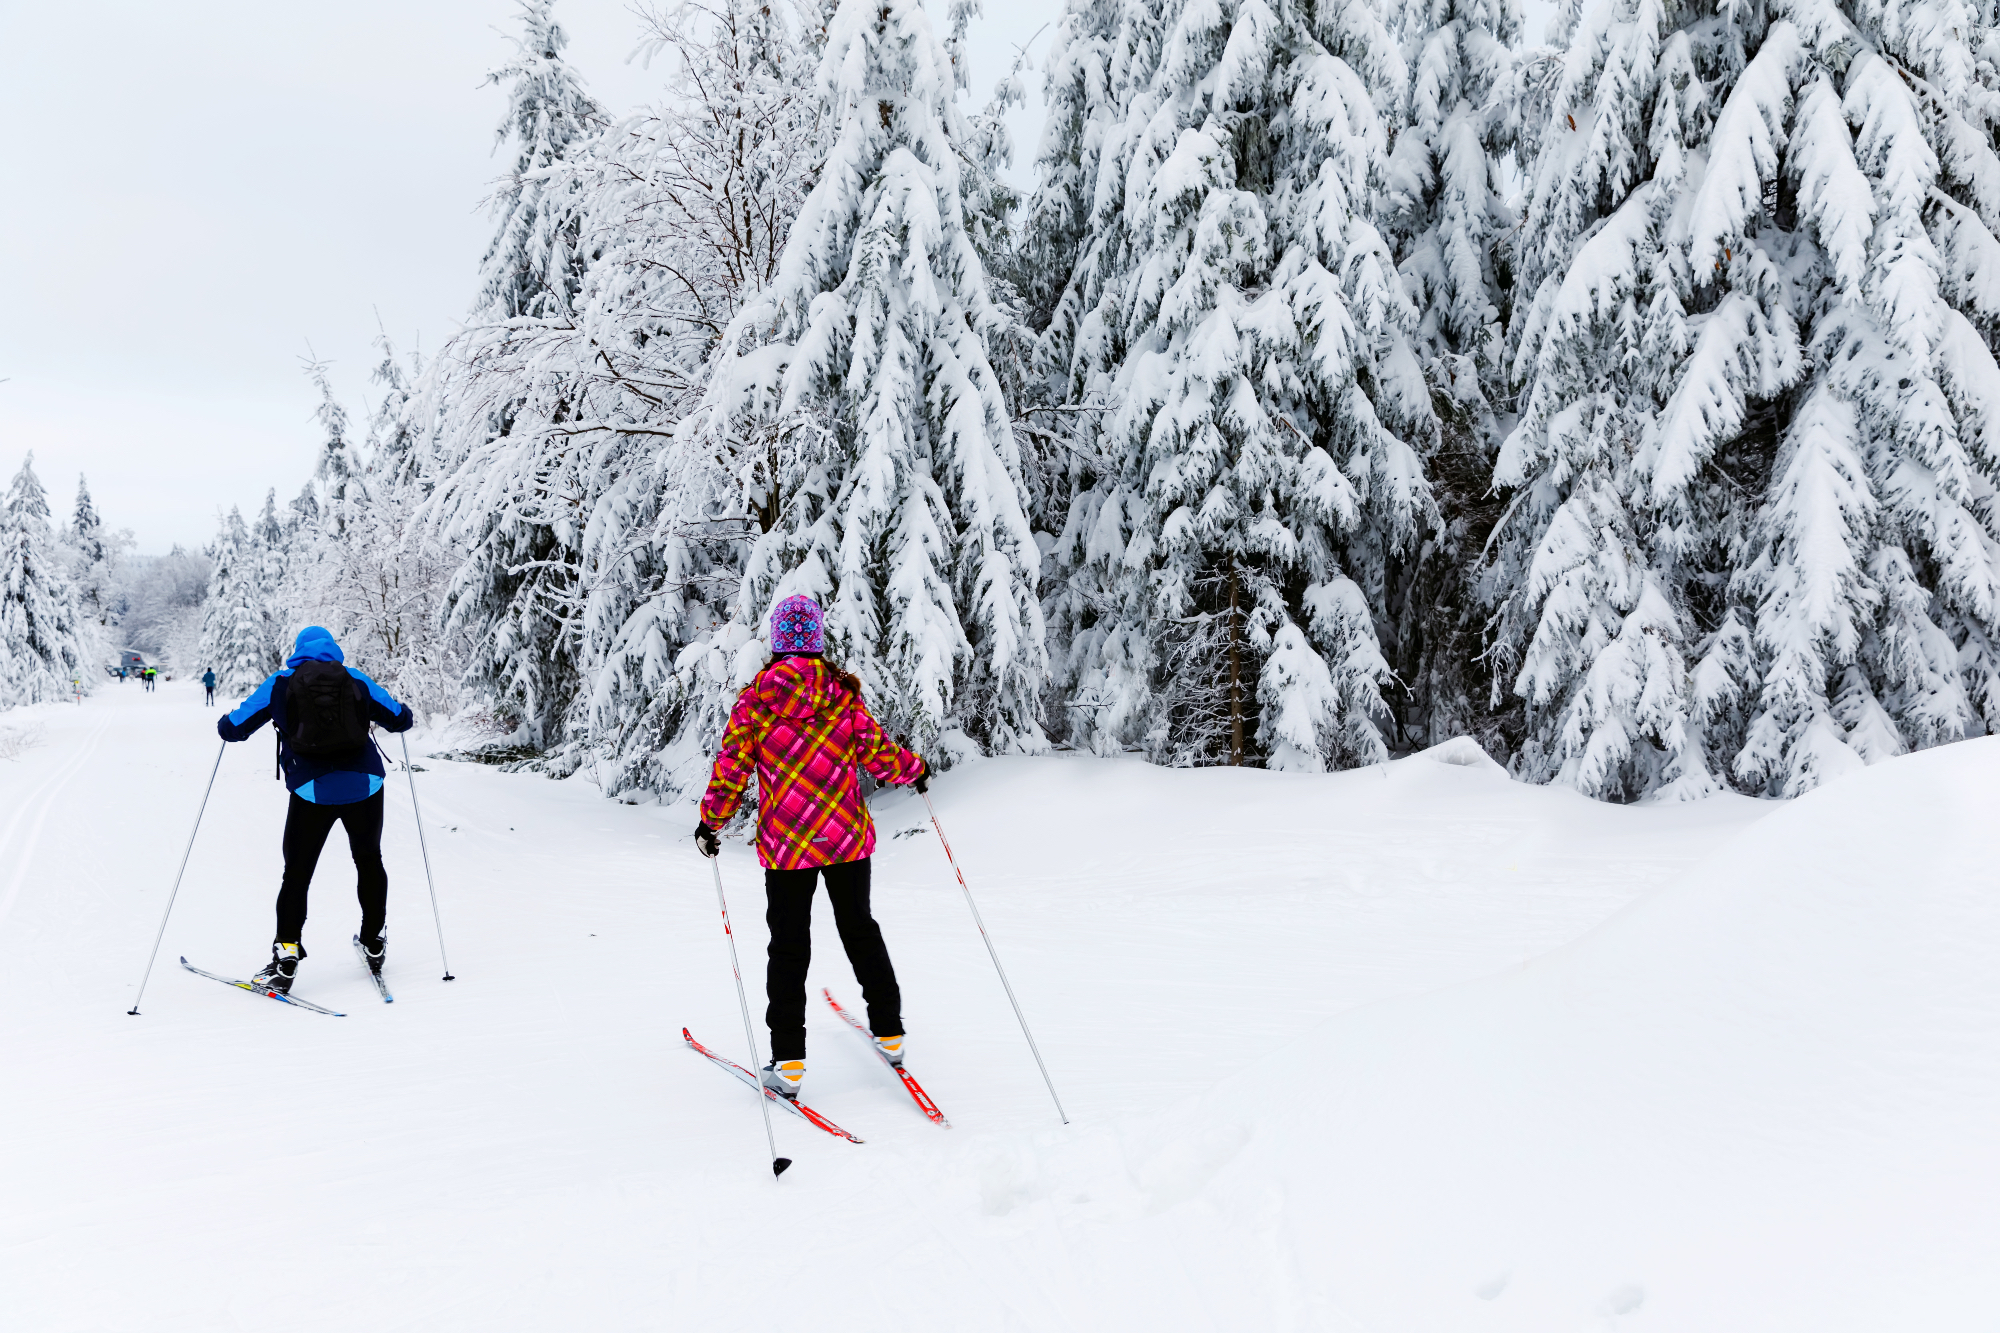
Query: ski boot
xmin=358 ymin=933 xmax=386 ymax=977
xmin=761 ymin=1059 xmax=805 ymax=1102
xmin=250 ymin=942 xmax=304 ymax=995
xmin=873 ymin=1034 xmax=906 ymax=1068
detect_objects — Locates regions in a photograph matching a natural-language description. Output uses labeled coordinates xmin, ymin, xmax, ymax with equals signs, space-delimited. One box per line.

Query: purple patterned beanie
xmin=769 ymin=595 xmax=825 ymax=655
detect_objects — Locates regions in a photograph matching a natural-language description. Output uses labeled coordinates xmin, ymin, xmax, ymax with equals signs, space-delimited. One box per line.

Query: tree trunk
xmin=1227 ymin=555 xmax=1244 ymax=766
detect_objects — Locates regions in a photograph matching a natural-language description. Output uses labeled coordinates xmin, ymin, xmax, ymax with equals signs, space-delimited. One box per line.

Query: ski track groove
xmin=0 ymin=712 xmax=112 ymax=934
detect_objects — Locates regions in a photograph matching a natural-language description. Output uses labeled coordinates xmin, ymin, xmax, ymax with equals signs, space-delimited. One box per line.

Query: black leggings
xmin=764 ymin=857 xmax=900 ymax=1061
xmin=276 ymin=791 xmax=386 ymax=948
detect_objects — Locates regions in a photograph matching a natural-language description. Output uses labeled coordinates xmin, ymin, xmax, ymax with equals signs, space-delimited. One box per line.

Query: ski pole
xmin=400 ymin=734 xmax=454 ymax=981
xmin=921 ymin=792 xmax=1068 ymax=1124
xmin=127 ymin=739 xmax=226 ymax=1014
xmin=708 ymin=855 xmax=790 ymax=1178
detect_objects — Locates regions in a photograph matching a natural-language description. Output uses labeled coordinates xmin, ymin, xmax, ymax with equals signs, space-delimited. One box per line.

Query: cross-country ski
xmin=178 ymin=957 xmax=346 ymax=1017
xmin=682 ymin=1029 xmax=863 ymax=1144
xmin=825 ymin=989 xmax=948 ymax=1127
xmin=353 ymin=934 xmax=392 ymax=1003
xmin=12 ymin=0 xmax=2000 ymax=1323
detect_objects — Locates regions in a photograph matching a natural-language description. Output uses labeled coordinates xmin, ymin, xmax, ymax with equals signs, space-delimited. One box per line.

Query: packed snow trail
xmin=18 ymin=682 xmax=1983 ymax=1330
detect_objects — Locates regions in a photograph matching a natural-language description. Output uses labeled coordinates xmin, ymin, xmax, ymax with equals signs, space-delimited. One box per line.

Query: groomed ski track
xmin=10 ymin=680 xmax=1995 ymax=1330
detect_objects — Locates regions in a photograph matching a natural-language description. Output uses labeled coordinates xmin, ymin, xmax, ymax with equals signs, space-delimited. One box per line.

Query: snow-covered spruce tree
xmin=422 ymin=0 xmax=608 ymax=750
xmin=1378 ymin=0 xmax=1522 ymax=750
xmin=0 ymin=455 xmax=88 ymax=705
xmin=1492 ymin=0 xmax=2000 ymax=800
xmin=306 ymin=358 xmax=367 ymax=540
xmin=196 ymin=507 xmax=278 ymax=693
xmin=366 ymin=329 xmax=427 ymax=495
xmin=479 ymin=0 xmax=606 ymax=323
xmin=574 ymin=0 xmax=831 ymax=796
xmin=66 ymin=474 xmax=125 ymax=631
xmin=1730 ymin=4 xmax=2000 ymax=794
xmin=302 ymin=340 xmax=465 ymax=717
xmin=1032 ymin=0 xmax=1437 ymax=770
xmin=697 ymin=0 xmax=1048 ymax=762
xmin=252 ymin=489 xmax=294 ymax=659
xmin=288 ymin=482 xmax=320 ymax=536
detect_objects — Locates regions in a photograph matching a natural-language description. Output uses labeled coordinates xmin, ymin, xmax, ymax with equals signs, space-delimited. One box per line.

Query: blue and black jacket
xmin=218 ymin=627 xmax=415 ymax=805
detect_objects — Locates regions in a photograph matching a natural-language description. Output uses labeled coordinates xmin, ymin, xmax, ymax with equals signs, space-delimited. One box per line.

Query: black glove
xmin=694 ymin=823 xmax=721 ymax=859
xmin=912 ymin=759 xmax=931 ymax=795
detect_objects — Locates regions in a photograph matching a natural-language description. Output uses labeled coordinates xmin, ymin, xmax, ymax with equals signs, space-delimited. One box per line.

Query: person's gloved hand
xmin=912 ymin=759 xmax=931 ymax=795
xmin=695 ymin=823 xmax=721 ymax=859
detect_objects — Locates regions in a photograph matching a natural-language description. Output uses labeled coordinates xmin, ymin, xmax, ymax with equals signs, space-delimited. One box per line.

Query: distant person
xmin=142 ymin=666 xmax=156 ymax=693
xmin=216 ymin=626 xmax=415 ymax=994
xmin=201 ymin=668 xmax=216 ymax=707
xmin=694 ymin=595 xmax=929 ymax=1103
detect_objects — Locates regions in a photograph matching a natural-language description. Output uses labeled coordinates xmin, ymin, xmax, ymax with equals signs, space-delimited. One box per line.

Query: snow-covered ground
xmin=3 ymin=681 xmax=1993 ymax=1330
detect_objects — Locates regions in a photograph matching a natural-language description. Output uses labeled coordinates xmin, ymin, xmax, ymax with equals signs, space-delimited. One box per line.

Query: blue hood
xmin=286 ymin=626 xmax=345 ymax=667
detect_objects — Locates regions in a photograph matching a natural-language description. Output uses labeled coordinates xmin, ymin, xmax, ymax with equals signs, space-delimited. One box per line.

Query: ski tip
xmin=773 ymin=1157 xmax=793 ymax=1178
xmin=681 ymin=1027 xmax=696 ymax=1042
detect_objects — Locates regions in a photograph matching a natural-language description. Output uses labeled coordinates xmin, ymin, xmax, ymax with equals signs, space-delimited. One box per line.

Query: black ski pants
xmin=764 ymin=857 xmax=900 ymax=1062
xmin=275 ymin=791 xmax=387 ymax=949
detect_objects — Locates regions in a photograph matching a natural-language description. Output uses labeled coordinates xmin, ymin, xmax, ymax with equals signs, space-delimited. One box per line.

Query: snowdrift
xmin=994 ymin=738 xmax=2000 ymax=1330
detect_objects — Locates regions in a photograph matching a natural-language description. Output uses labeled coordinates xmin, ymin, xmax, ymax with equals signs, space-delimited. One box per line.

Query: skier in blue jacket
xmin=217 ymin=627 xmax=414 ymax=993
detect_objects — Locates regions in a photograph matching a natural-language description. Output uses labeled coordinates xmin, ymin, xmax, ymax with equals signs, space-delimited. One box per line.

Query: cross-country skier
xmin=695 ymin=595 xmax=930 ymax=1102
xmin=215 ymin=626 xmax=414 ymax=993
xmin=201 ymin=668 xmax=216 ymax=706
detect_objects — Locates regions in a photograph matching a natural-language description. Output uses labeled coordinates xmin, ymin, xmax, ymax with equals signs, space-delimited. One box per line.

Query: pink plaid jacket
xmin=700 ymin=657 xmax=924 ymax=870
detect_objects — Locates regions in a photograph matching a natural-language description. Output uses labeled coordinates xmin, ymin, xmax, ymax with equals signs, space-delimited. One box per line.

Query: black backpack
xmin=284 ymin=660 xmax=371 ymax=757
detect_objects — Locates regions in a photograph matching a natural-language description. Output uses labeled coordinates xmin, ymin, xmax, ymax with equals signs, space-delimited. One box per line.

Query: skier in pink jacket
xmin=696 ymin=595 xmax=928 ymax=1101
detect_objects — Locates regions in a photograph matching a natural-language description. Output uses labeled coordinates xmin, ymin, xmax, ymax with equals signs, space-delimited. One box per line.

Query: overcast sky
xmin=0 ymin=0 xmax=1059 ymax=554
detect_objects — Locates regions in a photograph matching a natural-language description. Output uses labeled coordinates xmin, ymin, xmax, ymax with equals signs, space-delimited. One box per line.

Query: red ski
xmin=682 ymin=1028 xmax=864 ymax=1144
xmin=823 ymin=989 xmax=950 ymax=1127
